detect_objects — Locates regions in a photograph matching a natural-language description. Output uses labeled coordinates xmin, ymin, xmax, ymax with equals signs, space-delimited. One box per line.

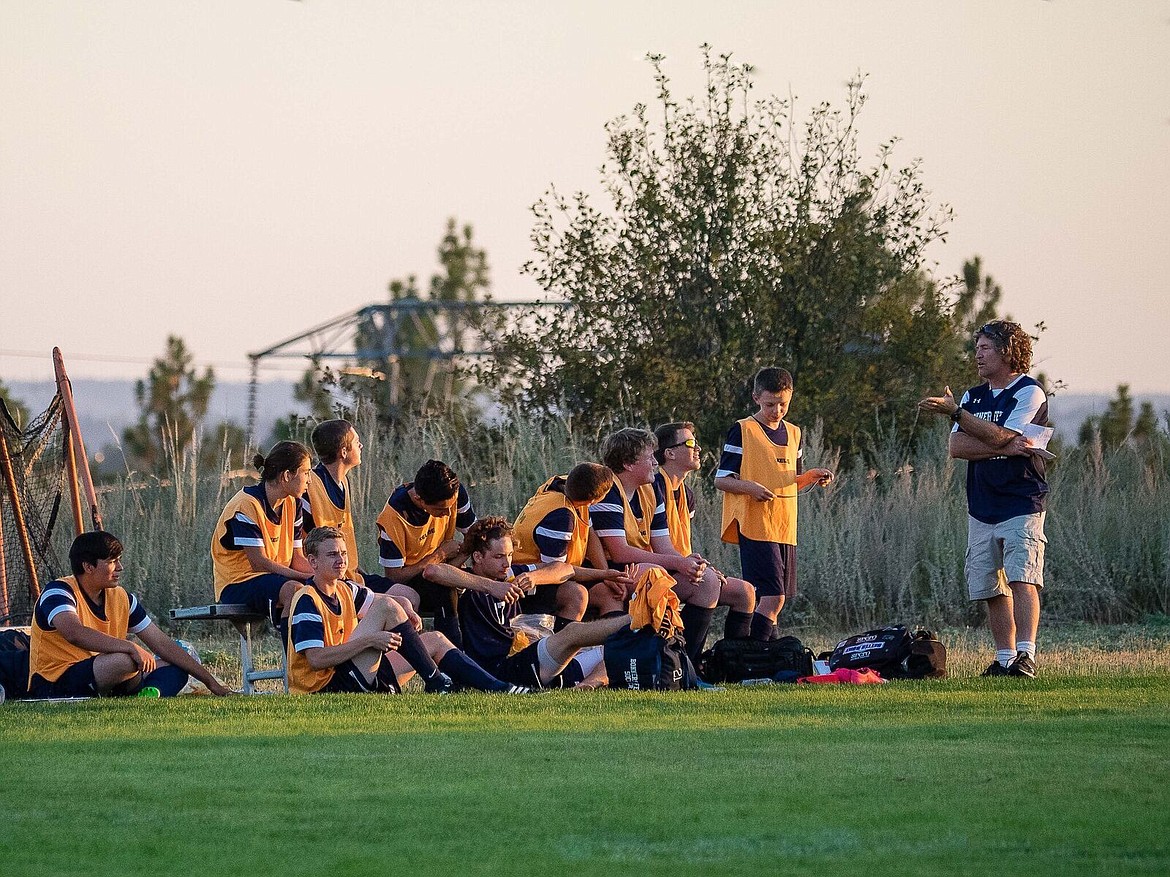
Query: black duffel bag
xmin=827 ymin=625 xmax=946 ymax=680
xmin=701 ymin=635 xmax=814 ymax=683
xmin=605 ymin=625 xmax=699 ymax=691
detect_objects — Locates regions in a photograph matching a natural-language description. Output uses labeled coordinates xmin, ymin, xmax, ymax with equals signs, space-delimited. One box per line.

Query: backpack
xmin=0 ymin=627 xmax=32 ymax=700
xmin=827 ymin=625 xmax=946 ymax=680
xmin=701 ymin=636 xmax=814 ymax=683
xmin=604 ymin=625 xmax=698 ymax=691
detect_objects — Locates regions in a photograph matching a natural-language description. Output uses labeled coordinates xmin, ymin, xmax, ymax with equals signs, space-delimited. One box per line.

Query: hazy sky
xmin=3 ymin=1 xmax=1168 ymax=394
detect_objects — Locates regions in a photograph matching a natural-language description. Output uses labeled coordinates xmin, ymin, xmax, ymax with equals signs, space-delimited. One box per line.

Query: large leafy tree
xmin=489 ymin=49 xmax=976 ymax=454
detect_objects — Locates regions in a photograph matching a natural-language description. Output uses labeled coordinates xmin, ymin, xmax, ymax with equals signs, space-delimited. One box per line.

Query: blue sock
xmin=439 ymin=650 xmax=510 ymax=692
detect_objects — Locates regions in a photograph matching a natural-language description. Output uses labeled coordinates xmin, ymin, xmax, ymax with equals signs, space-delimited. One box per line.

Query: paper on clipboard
xmin=1021 ymin=424 xmax=1055 ymax=460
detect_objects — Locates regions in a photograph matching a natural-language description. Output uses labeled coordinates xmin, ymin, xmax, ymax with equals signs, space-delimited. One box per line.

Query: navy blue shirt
xmin=957 ymin=375 xmax=1049 ymax=524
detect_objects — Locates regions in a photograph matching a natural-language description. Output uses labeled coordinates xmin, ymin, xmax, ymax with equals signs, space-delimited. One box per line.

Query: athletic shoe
xmin=501 ymin=684 xmax=533 ymax=694
xmin=423 ymin=671 xmax=455 ymax=694
xmin=1007 ymin=652 xmax=1037 ymax=678
xmin=980 ymin=660 xmax=1010 ymax=677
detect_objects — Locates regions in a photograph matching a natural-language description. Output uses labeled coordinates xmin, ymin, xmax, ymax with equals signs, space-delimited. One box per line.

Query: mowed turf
xmin=2 ymin=677 xmax=1167 ymax=877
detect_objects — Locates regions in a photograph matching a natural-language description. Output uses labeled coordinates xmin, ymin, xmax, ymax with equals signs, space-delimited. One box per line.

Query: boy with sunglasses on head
xmin=715 ymin=368 xmax=834 ymax=641
xmin=654 ymin=422 xmax=756 ymax=641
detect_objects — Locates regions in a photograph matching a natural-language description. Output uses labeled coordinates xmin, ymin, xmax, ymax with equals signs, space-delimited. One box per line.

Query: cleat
xmin=1007 ymin=652 xmax=1037 ymax=678
xmin=505 ymin=684 xmax=533 ymax=694
xmin=980 ymin=661 xmax=1010 ymax=677
xmin=424 ymin=671 xmax=455 ymax=694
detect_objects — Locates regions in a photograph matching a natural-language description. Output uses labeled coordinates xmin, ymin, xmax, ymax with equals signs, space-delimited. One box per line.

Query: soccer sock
xmin=1015 ymin=641 xmax=1036 ymax=661
xmin=995 ymin=648 xmax=1016 ymax=667
xmin=749 ymin=612 xmax=777 ymax=642
xmin=553 ymin=616 xmax=573 ymax=632
xmin=439 ymin=650 xmax=510 ymax=692
xmin=768 ymin=624 xmax=782 ymax=641
xmin=724 ymin=609 xmax=753 ymax=640
xmin=390 ymin=621 xmax=442 ymax=682
xmin=680 ymin=604 xmax=715 ymax=663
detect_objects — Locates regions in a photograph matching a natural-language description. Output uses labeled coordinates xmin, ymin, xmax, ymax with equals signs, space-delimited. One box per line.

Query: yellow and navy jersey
xmin=211 ymin=485 xmax=304 ymax=599
xmin=718 ymin=417 xmax=802 ymax=545
xmin=286 ymin=578 xmax=374 ymax=694
xmin=654 ymin=470 xmax=696 ymax=557
xmin=302 ymin=464 xmax=365 ymax=584
xmin=589 ymin=479 xmax=667 ymax=567
xmin=375 ymin=482 xmax=476 ymax=572
xmin=29 ymin=576 xmax=151 ymax=683
xmin=512 ymin=476 xmax=592 ymax=568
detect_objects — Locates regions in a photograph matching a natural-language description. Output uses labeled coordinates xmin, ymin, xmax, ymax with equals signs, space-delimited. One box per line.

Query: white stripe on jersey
xmin=534 ymin=525 xmax=573 ymax=541
xmin=234 ymin=537 xmax=265 ymax=547
xmin=234 ymin=512 xmax=259 ymax=527
xmin=290 ymin=611 xmax=323 ymax=625
xmin=590 ymin=502 xmax=624 ymax=514
xmin=722 ymin=444 xmax=744 ymax=454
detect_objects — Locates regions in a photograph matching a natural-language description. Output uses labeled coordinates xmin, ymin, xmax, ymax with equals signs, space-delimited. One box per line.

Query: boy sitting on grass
xmin=426 ymin=517 xmax=632 ymax=689
xmin=28 ymin=531 xmax=232 ymax=698
xmin=286 ymin=526 xmax=529 ymax=694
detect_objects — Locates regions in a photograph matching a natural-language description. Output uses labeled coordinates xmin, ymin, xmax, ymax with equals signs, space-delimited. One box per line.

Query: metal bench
xmin=169 ymin=603 xmax=287 ymax=694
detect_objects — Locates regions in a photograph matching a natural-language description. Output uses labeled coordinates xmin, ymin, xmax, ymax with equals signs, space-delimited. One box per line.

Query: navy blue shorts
xmin=219 ymin=573 xmax=289 ymax=623
xmin=29 ymin=657 xmax=189 ymax=698
xmin=488 ymin=642 xmax=585 ymax=690
xmin=317 ymin=657 xmax=402 ymax=694
xmin=738 ymin=535 xmax=797 ymax=599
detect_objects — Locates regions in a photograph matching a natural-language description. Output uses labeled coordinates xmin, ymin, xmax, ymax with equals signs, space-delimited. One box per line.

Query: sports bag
xmin=827 ymin=625 xmax=946 ymax=680
xmin=604 ymin=625 xmax=698 ymax=691
xmin=702 ymin=635 xmax=814 ymax=683
xmin=0 ymin=627 xmax=32 ymax=700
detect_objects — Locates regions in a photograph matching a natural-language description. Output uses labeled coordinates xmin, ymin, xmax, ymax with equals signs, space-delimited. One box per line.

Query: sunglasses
xmin=665 ymin=438 xmax=699 ymax=450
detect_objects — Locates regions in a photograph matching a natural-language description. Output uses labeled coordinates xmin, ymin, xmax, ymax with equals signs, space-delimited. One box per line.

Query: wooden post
xmin=0 ymin=428 xmax=40 ymax=602
xmin=0 ymin=493 xmax=10 ymax=620
xmin=53 ymin=348 xmax=103 ymax=532
xmin=61 ymin=417 xmax=85 ymax=538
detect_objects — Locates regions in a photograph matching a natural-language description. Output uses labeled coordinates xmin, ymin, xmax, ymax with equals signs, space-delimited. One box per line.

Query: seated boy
xmin=287 ymin=526 xmax=529 ymax=694
xmin=29 ymin=531 xmax=232 ymax=698
xmin=654 ymin=421 xmax=756 ymax=640
xmin=375 ymin=459 xmax=477 ymax=647
xmin=302 ymin=419 xmax=420 ymax=608
xmin=589 ymin=427 xmax=722 ymax=663
xmin=425 ymin=517 xmax=632 ymax=689
xmin=510 ymin=462 xmax=632 ymax=630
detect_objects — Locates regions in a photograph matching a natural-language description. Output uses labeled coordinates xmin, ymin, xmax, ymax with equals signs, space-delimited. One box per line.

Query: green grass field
xmin=3 ymin=674 xmax=1167 ymax=877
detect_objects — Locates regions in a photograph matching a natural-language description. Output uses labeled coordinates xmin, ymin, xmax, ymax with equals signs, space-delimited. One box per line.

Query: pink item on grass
xmin=797 ymin=667 xmax=887 ymax=685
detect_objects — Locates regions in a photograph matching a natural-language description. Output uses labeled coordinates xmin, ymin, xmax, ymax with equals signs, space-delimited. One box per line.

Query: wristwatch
xmin=950 ymin=407 xmax=963 ymax=423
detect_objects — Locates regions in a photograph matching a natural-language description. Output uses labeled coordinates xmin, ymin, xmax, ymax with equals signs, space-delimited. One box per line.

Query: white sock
xmin=996 ymin=649 xmax=1016 ymax=667
xmin=1015 ymin=641 xmax=1036 ymax=661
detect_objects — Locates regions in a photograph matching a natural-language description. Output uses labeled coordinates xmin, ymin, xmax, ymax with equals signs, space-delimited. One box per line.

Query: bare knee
xmin=721 ymin=577 xmax=755 ymax=613
xmin=420 ymin=630 xmax=453 ymax=661
xmin=372 ymin=594 xmax=408 ymax=626
xmin=389 ymin=584 xmax=421 ymax=612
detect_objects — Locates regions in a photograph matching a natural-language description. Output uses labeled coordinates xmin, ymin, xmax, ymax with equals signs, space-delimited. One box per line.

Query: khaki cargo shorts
xmin=965 ymin=512 xmax=1046 ymax=601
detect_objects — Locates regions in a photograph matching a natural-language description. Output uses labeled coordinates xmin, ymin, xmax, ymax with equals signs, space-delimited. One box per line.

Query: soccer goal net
xmin=0 ymin=395 xmax=70 ymax=625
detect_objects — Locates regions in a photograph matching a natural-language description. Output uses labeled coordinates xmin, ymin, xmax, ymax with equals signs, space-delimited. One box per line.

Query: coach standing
xmin=919 ymin=320 xmax=1049 ymax=678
